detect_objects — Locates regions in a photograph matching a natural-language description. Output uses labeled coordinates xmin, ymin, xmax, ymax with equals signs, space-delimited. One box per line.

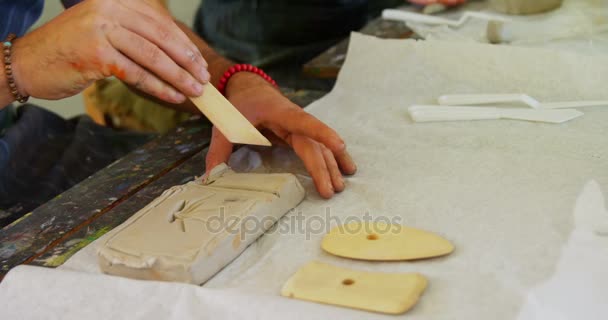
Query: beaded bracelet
xmin=217 ymin=64 xmax=278 ymax=96
xmin=3 ymin=34 xmax=29 ymax=103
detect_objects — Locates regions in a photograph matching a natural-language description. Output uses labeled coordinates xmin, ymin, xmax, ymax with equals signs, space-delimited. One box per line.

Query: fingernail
xmin=200 ymin=68 xmax=210 ymax=83
xmin=345 ymin=152 xmax=354 ymax=163
xmin=197 ymin=52 xmax=208 ymax=67
xmin=193 ymin=82 xmax=204 ymax=95
xmin=335 ymin=141 xmax=346 ymax=152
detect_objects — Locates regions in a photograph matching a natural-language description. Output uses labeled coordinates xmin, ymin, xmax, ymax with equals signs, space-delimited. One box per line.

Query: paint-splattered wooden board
xmin=0 ymin=121 xmax=211 ymax=277
xmin=34 ymin=149 xmax=209 ymax=268
xmin=0 ymin=89 xmax=326 ymax=279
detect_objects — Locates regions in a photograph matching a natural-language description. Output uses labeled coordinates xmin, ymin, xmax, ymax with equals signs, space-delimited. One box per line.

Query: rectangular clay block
xmin=98 ymin=164 xmax=305 ymax=284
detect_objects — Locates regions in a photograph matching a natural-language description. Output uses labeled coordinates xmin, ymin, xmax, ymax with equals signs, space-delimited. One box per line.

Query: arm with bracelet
xmin=1 ymin=0 xmax=357 ymax=199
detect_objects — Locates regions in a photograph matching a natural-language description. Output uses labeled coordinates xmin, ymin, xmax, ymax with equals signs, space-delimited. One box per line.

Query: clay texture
xmin=98 ymin=164 xmax=305 ymax=284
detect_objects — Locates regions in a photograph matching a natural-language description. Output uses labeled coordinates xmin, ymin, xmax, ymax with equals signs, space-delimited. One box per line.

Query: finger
xmin=271 ymin=124 xmax=356 ymax=175
xmin=205 ymin=127 xmax=234 ymax=174
xmin=107 ymin=28 xmax=204 ymax=97
xmin=321 ymin=145 xmax=345 ymax=193
xmin=334 ymin=149 xmax=357 ymax=175
xmin=109 ymin=50 xmax=185 ymax=103
xmin=260 ymin=129 xmax=290 ymax=148
xmin=268 ymin=105 xmax=346 ymax=154
xmin=291 ymin=135 xmax=334 ymax=199
xmin=117 ymin=6 xmax=209 ymax=85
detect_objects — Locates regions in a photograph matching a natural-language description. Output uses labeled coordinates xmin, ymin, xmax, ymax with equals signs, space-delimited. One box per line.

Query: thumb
xmin=205 ymin=127 xmax=234 ymax=174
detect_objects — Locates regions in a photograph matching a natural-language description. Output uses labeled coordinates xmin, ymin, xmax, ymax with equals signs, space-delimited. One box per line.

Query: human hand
xmin=11 ymin=0 xmax=208 ymax=103
xmin=408 ymin=0 xmax=466 ymax=6
xmin=205 ymin=73 xmax=357 ymax=199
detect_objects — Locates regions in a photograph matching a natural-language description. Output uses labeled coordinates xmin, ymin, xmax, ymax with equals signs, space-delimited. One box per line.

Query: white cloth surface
xmin=406 ymin=0 xmax=608 ymax=55
xmin=2 ymin=34 xmax=608 ymax=319
xmin=517 ymin=181 xmax=608 ymax=320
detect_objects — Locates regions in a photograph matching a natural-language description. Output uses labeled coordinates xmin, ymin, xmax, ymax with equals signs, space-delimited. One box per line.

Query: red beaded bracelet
xmin=217 ymin=64 xmax=278 ymax=96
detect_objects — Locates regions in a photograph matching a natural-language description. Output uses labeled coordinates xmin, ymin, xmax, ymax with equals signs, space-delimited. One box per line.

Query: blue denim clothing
xmin=0 ymin=0 xmax=44 ymax=39
xmin=1 ymin=0 xmax=44 ymax=127
xmin=0 ymin=0 xmax=79 ymax=119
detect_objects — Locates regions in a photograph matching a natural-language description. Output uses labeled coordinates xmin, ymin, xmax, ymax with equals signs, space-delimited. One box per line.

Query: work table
xmin=0 ymin=89 xmax=326 ymax=279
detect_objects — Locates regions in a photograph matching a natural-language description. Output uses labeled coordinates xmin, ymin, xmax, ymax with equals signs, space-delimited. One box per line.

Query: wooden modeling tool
xmin=189 ymin=84 xmax=271 ymax=146
xmin=281 ymin=261 xmax=428 ymax=315
xmin=322 ymin=222 xmax=454 ymax=261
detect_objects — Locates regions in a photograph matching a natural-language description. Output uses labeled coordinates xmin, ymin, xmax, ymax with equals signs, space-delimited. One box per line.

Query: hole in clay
xmin=342 ymin=279 xmax=355 ymax=286
xmin=224 ymin=197 xmax=240 ymax=203
xmin=367 ymin=234 xmax=379 ymax=240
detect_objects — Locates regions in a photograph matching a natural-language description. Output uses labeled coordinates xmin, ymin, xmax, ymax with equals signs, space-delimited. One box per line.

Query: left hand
xmin=205 ymin=73 xmax=357 ymax=199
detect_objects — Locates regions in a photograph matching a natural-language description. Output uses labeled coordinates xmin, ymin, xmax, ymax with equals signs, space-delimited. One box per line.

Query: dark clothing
xmin=0 ymin=105 xmax=152 ymax=227
xmin=196 ymin=0 xmax=369 ymax=66
xmin=0 ymin=0 xmax=44 ymax=131
xmin=194 ymin=0 xmax=402 ymax=90
xmin=0 ymin=0 xmax=44 ymax=39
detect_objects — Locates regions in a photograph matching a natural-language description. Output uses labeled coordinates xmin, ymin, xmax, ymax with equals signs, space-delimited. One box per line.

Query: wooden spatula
xmin=190 ymin=84 xmax=271 ymax=146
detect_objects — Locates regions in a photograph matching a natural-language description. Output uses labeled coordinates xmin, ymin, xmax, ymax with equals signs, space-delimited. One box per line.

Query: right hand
xmin=11 ymin=0 xmax=209 ymax=103
xmin=206 ymin=73 xmax=358 ymax=199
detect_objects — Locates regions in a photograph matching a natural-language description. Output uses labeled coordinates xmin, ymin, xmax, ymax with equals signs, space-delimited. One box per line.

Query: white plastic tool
xmin=409 ymin=105 xmax=583 ymax=123
xmin=438 ymin=94 xmax=608 ymax=109
xmin=382 ymin=9 xmax=510 ymax=28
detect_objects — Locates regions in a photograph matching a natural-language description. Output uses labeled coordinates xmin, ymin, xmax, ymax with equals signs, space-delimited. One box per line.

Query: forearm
xmin=0 ymin=71 xmax=15 ymax=107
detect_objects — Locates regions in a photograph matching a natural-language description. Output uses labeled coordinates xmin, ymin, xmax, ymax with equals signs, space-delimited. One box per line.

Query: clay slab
xmin=98 ymin=164 xmax=305 ymax=284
